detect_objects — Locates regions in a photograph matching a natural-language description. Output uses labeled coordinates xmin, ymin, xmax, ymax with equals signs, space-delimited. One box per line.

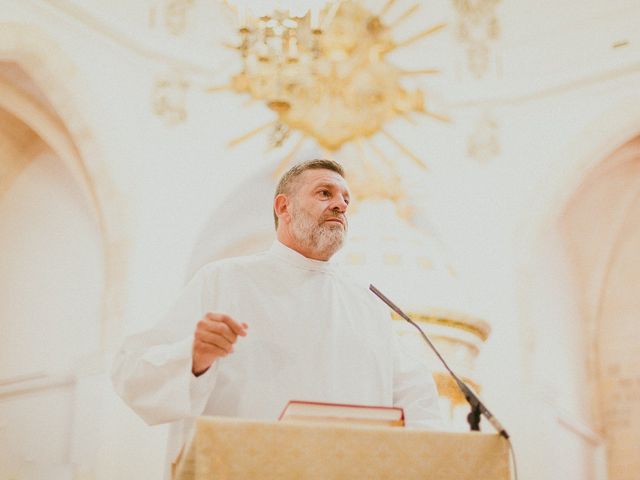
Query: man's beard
xmin=289 ymin=200 xmax=347 ymax=258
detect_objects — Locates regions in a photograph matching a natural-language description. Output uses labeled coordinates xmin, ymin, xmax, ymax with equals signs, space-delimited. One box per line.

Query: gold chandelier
xmin=218 ymin=0 xmax=448 ymax=161
xmin=234 ymin=1 xmax=339 ymax=114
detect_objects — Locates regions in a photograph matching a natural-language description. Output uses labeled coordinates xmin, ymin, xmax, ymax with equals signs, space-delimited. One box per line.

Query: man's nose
xmin=331 ymin=196 xmax=348 ymax=213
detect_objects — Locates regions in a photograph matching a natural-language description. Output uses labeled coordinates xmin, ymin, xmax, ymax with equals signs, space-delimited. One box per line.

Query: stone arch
xmin=517 ymin=96 xmax=640 ymax=479
xmin=559 ymin=135 xmax=640 ymax=479
xmin=0 ymin=23 xmax=128 ymax=350
xmin=516 ymin=94 xmax=640 ymax=373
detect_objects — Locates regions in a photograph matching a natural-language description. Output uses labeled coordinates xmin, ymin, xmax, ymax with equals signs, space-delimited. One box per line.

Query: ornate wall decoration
xmin=149 ymin=0 xmax=196 ymax=35
xmin=151 ymin=71 xmax=189 ymax=124
xmin=467 ymin=110 xmax=500 ymax=162
xmin=452 ymin=0 xmax=501 ymax=79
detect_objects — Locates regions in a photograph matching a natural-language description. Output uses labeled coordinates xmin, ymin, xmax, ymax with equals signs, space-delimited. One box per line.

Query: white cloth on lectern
xmin=112 ymin=240 xmax=442 ymax=473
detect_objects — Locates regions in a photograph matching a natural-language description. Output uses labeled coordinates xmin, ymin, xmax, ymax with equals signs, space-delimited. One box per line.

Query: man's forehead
xmin=299 ymin=168 xmax=349 ymax=190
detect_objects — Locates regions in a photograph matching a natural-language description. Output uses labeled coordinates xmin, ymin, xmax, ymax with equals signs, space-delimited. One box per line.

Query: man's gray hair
xmin=273 ymin=159 xmax=345 ymax=228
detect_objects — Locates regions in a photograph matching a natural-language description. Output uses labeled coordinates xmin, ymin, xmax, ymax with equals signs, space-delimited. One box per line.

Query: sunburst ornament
xmin=213 ymin=0 xmax=448 ymax=171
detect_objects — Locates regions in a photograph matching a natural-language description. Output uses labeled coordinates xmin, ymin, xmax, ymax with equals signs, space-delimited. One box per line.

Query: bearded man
xmin=112 ymin=159 xmax=442 ymax=473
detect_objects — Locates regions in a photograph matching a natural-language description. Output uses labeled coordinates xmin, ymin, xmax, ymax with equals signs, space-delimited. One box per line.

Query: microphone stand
xmin=369 ymin=284 xmax=509 ymax=439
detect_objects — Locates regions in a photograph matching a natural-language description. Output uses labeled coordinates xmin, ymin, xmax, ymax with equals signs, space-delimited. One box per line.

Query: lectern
xmin=173 ymin=417 xmax=510 ymax=479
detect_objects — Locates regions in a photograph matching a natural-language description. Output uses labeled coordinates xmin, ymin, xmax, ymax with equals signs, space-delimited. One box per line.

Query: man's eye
xmin=320 ymin=190 xmax=330 ymax=197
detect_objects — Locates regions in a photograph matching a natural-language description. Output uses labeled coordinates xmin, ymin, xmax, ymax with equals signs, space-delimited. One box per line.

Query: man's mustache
xmin=322 ymin=211 xmax=347 ymax=227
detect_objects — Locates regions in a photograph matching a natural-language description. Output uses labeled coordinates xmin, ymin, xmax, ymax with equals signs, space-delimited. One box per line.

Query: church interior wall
xmin=0 ymin=114 xmax=103 ymax=477
xmin=558 ymin=136 xmax=640 ymax=479
xmin=0 ymin=0 xmax=639 ymax=478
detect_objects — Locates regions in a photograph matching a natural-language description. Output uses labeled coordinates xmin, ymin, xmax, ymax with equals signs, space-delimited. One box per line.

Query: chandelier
xmin=220 ymin=0 xmax=447 ymax=156
xmin=232 ymin=0 xmax=340 ymax=115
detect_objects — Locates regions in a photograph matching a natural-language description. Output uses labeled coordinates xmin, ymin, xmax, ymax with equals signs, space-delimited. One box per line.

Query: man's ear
xmin=274 ymin=194 xmax=290 ymax=224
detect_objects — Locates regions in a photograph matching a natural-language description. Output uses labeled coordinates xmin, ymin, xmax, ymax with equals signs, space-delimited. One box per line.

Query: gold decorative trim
xmin=434 ymin=372 xmax=481 ymax=406
xmin=396 ymin=330 xmax=481 ymax=357
xmin=391 ymin=311 xmax=491 ymax=341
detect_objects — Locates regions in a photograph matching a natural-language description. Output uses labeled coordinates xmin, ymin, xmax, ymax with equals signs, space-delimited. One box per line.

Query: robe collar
xmin=269 ymin=240 xmax=337 ymax=273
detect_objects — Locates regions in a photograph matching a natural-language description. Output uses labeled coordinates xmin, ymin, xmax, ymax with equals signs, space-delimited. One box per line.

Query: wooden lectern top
xmin=174 ymin=416 xmax=510 ymax=480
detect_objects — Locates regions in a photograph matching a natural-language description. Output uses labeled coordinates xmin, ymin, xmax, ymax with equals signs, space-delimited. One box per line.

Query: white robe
xmin=112 ymin=240 xmax=442 ymax=471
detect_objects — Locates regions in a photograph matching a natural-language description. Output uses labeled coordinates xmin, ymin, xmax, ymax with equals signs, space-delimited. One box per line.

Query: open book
xmin=278 ymin=400 xmax=405 ymax=427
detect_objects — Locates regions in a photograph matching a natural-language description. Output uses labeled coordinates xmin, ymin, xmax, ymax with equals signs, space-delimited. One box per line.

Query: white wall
xmin=0 ymin=150 xmax=103 ymax=377
xmin=0 ymin=146 xmax=103 ymax=477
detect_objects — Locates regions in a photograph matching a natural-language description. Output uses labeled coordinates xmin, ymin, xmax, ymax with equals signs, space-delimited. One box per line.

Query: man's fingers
xmin=219 ymin=315 xmax=248 ymax=336
xmin=192 ymin=313 xmax=248 ymax=376
xmin=204 ymin=321 xmax=237 ymax=344
xmin=204 ymin=313 xmax=248 ymax=337
xmin=194 ymin=339 xmax=229 ymax=358
xmin=198 ymin=330 xmax=234 ymax=353
xmin=200 ymin=316 xmax=237 ymax=343
xmin=196 ymin=313 xmax=248 ymax=352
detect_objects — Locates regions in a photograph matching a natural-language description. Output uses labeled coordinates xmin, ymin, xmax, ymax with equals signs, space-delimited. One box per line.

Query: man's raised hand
xmin=192 ymin=313 xmax=248 ymax=376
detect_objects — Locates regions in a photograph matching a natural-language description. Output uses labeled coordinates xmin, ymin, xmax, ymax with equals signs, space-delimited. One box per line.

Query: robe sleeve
xmin=111 ymin=267 xmax=219 ymax=425
xmin=391 ymin=331 xmax=444 ymax=429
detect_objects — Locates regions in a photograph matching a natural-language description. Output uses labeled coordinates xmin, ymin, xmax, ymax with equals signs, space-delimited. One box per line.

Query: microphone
xmin=369 ymin=284 xmax=509 ymax=439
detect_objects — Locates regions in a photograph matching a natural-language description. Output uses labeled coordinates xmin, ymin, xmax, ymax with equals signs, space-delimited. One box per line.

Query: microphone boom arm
xmin=369 ymin=284 xmax=509 ymax=439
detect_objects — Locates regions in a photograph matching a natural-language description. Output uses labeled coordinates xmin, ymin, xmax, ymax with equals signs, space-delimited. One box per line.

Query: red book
xmin=278 ymin=400 xmax=405 ymax=427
